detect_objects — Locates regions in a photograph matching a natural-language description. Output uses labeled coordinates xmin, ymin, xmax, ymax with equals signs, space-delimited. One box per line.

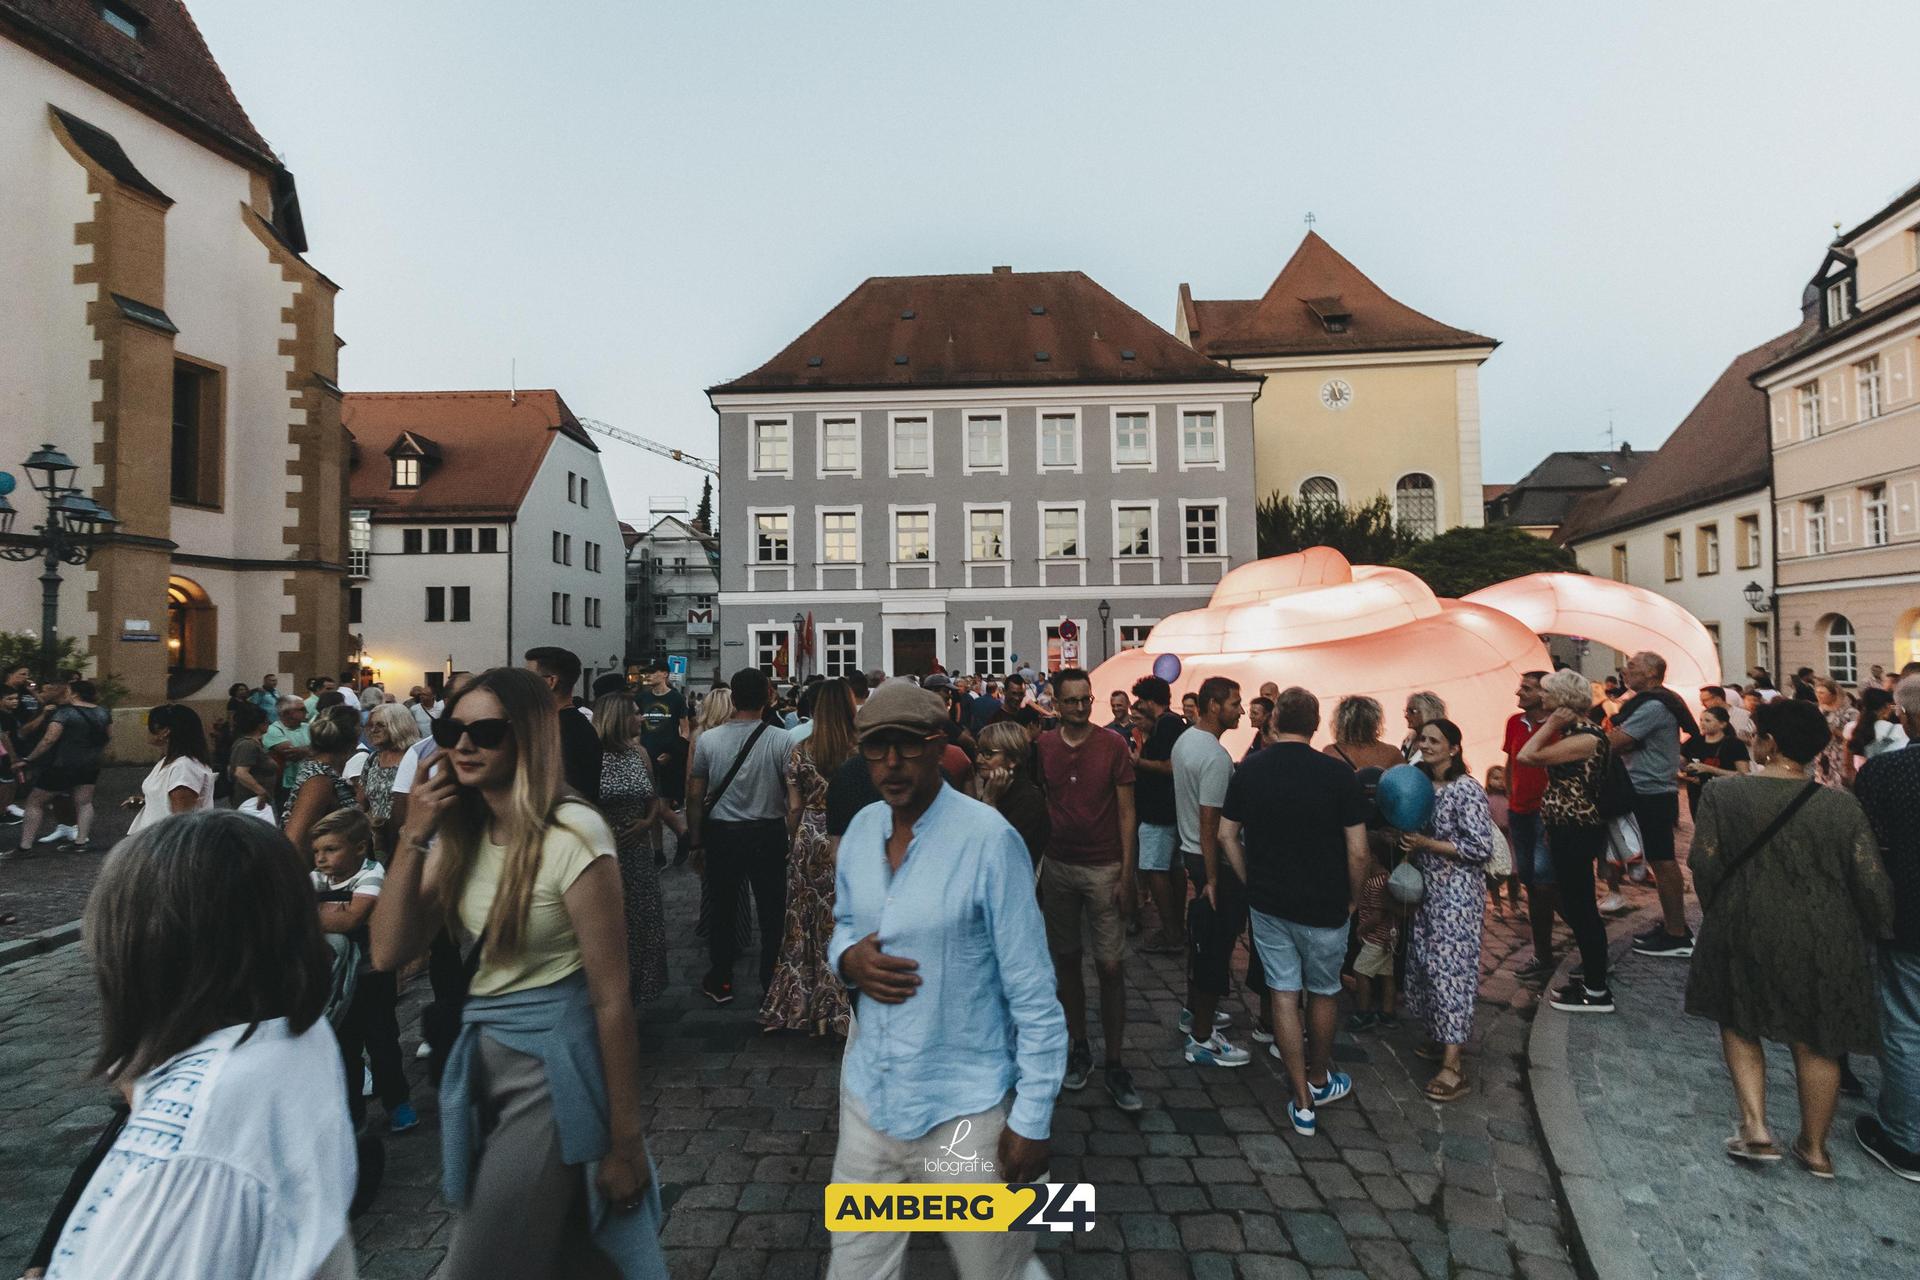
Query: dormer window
xmin=1304 ymin=295 xmax=1352 ymax=335
xmin=1825 ymin=277 xmax=1853 ymax=326
xmin=392 ymin=457 xmax=420 ymax=488
xmin=100 ymin=2 xmax=143 ymax=40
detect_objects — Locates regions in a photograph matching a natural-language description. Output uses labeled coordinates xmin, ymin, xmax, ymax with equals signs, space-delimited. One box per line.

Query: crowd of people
xmin=7 ymin=636 xmax=1919 ymax=1278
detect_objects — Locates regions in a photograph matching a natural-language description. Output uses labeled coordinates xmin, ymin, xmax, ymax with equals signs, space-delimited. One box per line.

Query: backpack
xmin=1597 ymin=740 xmax=1636 ymax=820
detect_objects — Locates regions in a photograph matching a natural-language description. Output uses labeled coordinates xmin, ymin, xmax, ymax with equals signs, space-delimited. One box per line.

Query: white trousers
xmin=825 ymin=1092 xmax=1050 ymax=1280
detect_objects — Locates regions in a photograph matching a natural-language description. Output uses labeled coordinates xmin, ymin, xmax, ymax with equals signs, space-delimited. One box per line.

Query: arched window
xmin=1824 ymin=615 xmax=1857 ymax=685
xmin=1395 ymin=473 xmax=1438 ymax=539
xmin=1298 ymin=475 xmax=1340 ymax=513
xmin=165 ymin=576 xmax=218 ymax=700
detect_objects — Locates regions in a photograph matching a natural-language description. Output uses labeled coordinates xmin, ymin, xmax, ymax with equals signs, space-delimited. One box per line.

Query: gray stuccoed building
xmin=707 ymin=267 xmax=1262 ymax=679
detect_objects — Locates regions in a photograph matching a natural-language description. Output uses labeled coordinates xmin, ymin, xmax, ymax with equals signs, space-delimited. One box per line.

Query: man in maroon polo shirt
xmin=1034 ymin=667 xmax=1140 ymax=1112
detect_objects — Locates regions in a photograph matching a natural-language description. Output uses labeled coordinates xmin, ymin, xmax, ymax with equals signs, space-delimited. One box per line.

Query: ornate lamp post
xmin=1743 ymin=580 xmax=1778 ymax=685
xmin=0 ymin=444 xmax=120 ymax=677
xmin=1097 ymin=598 xmax=1112 ymax=662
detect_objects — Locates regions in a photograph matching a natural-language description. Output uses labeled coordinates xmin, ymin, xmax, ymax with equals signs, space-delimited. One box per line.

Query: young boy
xmin=1348 ymin=847 xmax=1398 ymax=1032
xmin=312 ymin=807 xmax=416 ymax=1133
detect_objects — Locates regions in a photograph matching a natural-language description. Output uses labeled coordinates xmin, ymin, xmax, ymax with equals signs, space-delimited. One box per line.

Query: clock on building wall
xmin=1319 ymin=379 xmax=1354 ymax=411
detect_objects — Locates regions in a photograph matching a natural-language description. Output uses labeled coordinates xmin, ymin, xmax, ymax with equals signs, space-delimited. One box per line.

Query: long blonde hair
xmin=696 ymin=688 xmax=734 ymax=732
xmin=435 ymin=666 xmax=588 ymax=961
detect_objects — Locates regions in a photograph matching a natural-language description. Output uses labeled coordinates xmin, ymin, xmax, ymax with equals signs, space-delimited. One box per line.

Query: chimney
xmin=991 ymin=265 xmax=1012 ymax=274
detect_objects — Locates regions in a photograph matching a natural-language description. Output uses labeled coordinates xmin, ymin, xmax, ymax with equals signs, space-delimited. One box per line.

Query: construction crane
xmin=577 ymin=417 xmax=718 ymax=476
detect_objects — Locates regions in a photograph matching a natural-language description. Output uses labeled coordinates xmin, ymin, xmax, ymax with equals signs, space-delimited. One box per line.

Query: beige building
xmin=1 ymin=1 xmax=346 ymax=742
xmin=1559 ymin=329 xmax=1807 ymax=682
xmin=1753 ymin=179 xmax=1920 ymax=682
xmin=1177 ymin=232 xmax=1498 ymax=536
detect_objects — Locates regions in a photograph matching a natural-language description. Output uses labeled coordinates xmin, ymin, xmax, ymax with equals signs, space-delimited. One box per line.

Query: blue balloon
xmin=0 ymin=472 xmax=14 ymax=496
xmin=1376 ymin=764 xmax=1435 ymax=831
xmin=1151 ymin=653 xmax=1182 ymax=682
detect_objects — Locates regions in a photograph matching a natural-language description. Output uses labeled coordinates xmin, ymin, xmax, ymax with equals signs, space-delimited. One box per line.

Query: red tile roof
xmin=710 ymin=270 xmax=1260 ymax=394
xmin=1556 ymin=322 xmax=1814 ymax=544
xmin=344 ymin=391 xmax=597 ymax=520
xmin=1181 ymin=232 xmax=1497 ymax=360
xmin=2 ymin=0 xmax=276 ymax=168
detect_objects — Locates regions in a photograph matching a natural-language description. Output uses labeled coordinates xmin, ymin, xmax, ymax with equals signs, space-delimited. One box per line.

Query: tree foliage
xmin=1388 ymin=524 xmax=1583 ymax=598
xmin=693 ymin=476 xmax=713 ymax=534
xmin=1255 ymin=494 xmax=1420 ymax=564
xmin=0 ymin=631 xmax=129 ymax=705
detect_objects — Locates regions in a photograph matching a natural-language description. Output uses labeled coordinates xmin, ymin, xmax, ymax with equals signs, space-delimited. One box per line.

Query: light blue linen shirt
xmin=829 ymin=783 xmax=1067 ymax=1142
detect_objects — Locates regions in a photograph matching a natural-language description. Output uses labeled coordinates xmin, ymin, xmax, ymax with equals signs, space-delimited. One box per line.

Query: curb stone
xmin=1525 ymin=906 xmax=1662 ymax=1280
xmin=0 ymin=917 xmax=82 ymax=971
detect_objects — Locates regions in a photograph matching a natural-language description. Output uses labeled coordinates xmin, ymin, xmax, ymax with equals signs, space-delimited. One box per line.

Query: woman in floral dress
xmin=595 ymin=692 xmax=668 ymax=1004
xmin=761 ymin=679 xmax=855 ymax=1037
xmin=353 ymin=704 xmax=419 ymax=859
xmin=1811 ymin=678 xmax=1857 ymax=791
xmin=1400 ymin=717 xmax=1496 ymax=1102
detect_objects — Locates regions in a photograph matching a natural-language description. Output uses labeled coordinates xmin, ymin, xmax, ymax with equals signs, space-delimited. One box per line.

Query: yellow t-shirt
xmin=458 ymin=804 xmax=616 ymax=997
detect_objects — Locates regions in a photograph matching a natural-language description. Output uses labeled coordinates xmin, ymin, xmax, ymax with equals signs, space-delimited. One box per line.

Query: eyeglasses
xmin=431 ymin=717 xmax=513 ymax=750
xmin=858 ymin=734 xmax=942 ymax=761
xmin=1058 ymin=695 xmax=1094 ymax=707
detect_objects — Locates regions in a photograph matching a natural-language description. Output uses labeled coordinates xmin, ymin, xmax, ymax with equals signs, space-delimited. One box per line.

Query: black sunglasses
xmin=431 ymin=717 xmax=513 ymax=750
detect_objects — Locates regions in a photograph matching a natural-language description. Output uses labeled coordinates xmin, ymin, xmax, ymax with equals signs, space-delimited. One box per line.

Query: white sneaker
xmin=1597 ymin=893 xmax=1630 ymax=915
xmin=2 ymin=805 xmax=22 ymax=821
xmin=1182 ymin=1033 xmax=1251 ymax=1068
xmin=415 ymin=1042 xmax=433 ymax=1061
xmin=37 ymin=824 xmax=77 ymax=845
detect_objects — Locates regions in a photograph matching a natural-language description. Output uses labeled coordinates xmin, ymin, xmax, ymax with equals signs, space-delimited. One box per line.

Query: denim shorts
xmin=1508 ymin=808 xmax=1553 ymax=884
xmin=1248 ymin=909 xmax=1347 ymax=997
xmin=1137 ymin=822 xmax=1177 ymax=873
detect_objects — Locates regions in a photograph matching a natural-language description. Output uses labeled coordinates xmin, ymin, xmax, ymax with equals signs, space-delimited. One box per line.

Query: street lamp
xmin=1097 ymin=598 xmax=1112 ymax=662
xmin=1742 ymin=581 xmax=1770 ymax=613
xmin=0 ymin=444 xmax=120 ymax=677
xmin=791 ymin=610 xmax=805 ymax=681
xmin=1742 ymin=580 xmax=1779 ymax=685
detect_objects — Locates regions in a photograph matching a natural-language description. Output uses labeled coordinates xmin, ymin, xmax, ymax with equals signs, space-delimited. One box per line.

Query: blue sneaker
xmin=388 ymin=1102 xmax=419 ymax=1134
xmin=1311 ymin=1071 xmax=1353 ymax=1107
xmin=1288 ymin=1100 xmax=1317 ymax=1137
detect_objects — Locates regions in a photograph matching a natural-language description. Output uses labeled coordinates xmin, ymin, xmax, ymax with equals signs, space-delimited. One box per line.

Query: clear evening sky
xmin=193 ymin=1 xmax=1920 ymax=524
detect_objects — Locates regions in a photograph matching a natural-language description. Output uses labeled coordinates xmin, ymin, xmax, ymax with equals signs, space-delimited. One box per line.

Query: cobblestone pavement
xmin=1561 ymin=933 xmax=1917 ymax=1280
xmin=0 ymin=765 xmax=143 ymax=938
xmin=3 ymin=838 xmax=1681 ymax=1280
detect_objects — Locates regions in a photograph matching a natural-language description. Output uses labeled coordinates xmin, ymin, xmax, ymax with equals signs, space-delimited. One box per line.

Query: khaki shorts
xmin=1039 ymin=858 xmax=1127 ymax=966
xmin=1353 ymin=940 xmax=1396 ymax=979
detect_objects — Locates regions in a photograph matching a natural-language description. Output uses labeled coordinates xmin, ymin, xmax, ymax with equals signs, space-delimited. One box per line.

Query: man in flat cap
xmin=826 ymin=681 xmax=1065 ymax=1280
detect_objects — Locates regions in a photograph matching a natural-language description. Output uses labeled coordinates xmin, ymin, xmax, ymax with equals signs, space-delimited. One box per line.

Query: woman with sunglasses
xmin=371 ymin=667 xmax=663 ymax=1278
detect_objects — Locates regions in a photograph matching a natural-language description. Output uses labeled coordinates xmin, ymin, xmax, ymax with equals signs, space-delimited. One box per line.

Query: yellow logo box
xmin=824 ymin=1184 xmax=1097 ymax=1233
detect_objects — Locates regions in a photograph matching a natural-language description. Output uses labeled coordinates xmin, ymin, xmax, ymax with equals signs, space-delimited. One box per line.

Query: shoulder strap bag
xmin=1716 ymin=780 xmax=1821 ymax=885
xmin=702 ymin=721 xmax=771 ymax=819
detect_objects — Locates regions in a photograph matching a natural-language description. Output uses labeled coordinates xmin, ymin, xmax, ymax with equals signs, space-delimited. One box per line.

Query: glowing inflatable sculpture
xmin=1088 ymin=547 xmax=1719 ymax=767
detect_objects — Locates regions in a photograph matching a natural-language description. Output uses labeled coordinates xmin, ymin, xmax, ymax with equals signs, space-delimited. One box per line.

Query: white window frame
xmin=746 ymin=505 xmax=795 ymax=590
xmin=1857 ymin=356 xmax=1884 ymax=421
xmin=888 ymin=503 xmax=936 ymax=588
xmin=817 ymin=414 xmax=862 ymax=479
xmin=348 ymin=510 xmax=371 ymax=578
xmin=1108 ymin=405 xmax=1157 ymax=472
xmin=1826 ymin=279 xmax=1853 ymax=326
xmin=819 ymin=621 xmax=863 ymax=678
xmin=1746 ymin=619 xmax=1771 ymax=676
xmin=1826 ymin=615 xmax=1858 ymax=684
xmin=888 ymin=412 xmax=934 ymax=477
xmin=1663 ymin=530 xmax=1683 ymax=582
xmin=965 ymin=620 xmax=1012 ymax=677
xmin=1797 ymin=381 xmax=1823 ymax=438
xmin=1177 ymin=403 xmax=1226 ymax=471
xmin=1393 ymin=471 xmax=1441 ymax=539
xmin=1864 ymin=484 xmax=1890 ymax=547
xmin=393 ymin=456 xmax=420 ymax=488
xmin=1114 ymin=616 xmax=1159 ymax=653
xmin=1110 ymin=498 xmax=1161 ymax=586
xmin=1039 ymin=618 xmax=1091 ymax=673
xmin=750 ymin=415 xmax=793 ymax=480
xmin=1035 ymin=408 xmax=1083 ymax=475
xmin=963 ymin=501 xmax=1012 ymax=587
xmin=963 ymin=411 xmax=1007 ymax=476
xmin=750 ymin=623 xmax=795 ymax=679
xmin=1698 ymin=523 xmax=1720 ymax=576
xmin=1805 ymin=498 xmax=1827 ymax=556
xmin=815 ymin=506 xmax=863 ymax=590
xmin=1038 ymin=500 xmax=1088 ymax=586
xmin=1178 ymin=498 xmax=1229 ymax=581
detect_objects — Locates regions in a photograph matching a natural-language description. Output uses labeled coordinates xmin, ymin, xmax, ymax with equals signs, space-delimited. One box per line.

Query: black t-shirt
xmin=557 ymin=707 xmax=603 ymax=804
xmin=52 ymin=704 xmax=111 ymax=771
xmin=1222 ymin=741 xmax=1367 ymax=927
xmin=1681 ymin=733 xmax=1748 ymax=808
xmin=1135 ymin=712 xmax=1187 ymax=827
xmin=635 ymin=687 xmax=688 ymax=758
xmin=826 ymin=753 xmax=883 ymax=838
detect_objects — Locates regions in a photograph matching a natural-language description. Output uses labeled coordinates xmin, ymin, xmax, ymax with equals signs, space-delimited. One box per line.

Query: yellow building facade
xmin=1178 ymin=233 xmax=1497 ymax=535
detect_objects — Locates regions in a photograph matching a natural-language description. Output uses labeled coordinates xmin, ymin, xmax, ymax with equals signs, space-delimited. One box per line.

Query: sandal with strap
xmin=1790 ymin=1139 xmax=1835 ymax=1180
xmin=1724 ymin=1136 xmax=1783 ymax=1164
xmin=1424 ymin=1068 xmax=1471 ymax=1102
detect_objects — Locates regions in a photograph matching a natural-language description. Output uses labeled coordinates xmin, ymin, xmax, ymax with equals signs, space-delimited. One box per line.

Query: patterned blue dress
xmin=1404 ymin=775 xmax=1495 ymax=1046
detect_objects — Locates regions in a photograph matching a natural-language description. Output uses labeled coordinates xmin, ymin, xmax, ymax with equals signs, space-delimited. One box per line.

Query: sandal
xmin=1424 ymin=1069 xmax=1471 ymax=1102
xmin=1724 ymin=1136 xmax=1783 ymax=1164
xmin=1790 ymin=1139 xmax=1835 ymax=1180
xmin=1413 ymin=1042 xmax=1446 ymax=1062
